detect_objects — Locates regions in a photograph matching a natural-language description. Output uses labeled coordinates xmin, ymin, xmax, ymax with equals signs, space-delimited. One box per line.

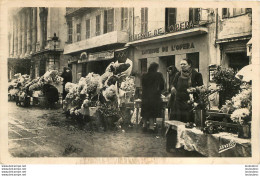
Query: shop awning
xmin=126 ymin=27 xmax=208 ymax=46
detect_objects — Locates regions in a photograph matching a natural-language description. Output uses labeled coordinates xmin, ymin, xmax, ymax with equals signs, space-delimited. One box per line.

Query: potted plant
xmin=212 ymin=66 xmax=242 ymax=109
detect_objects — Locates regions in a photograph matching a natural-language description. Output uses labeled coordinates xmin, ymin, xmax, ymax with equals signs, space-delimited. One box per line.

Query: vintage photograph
xmin=2 ymin=3 xmax=257 ymax=161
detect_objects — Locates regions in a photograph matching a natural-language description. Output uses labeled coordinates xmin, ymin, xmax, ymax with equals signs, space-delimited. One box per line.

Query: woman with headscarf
xmin=61 ymin=67 xmax=72 ymax=99
xmin=141 ymin=62 xmax=165 ymax=132
xmin=172 ymin=58 xmax=203 ymax=123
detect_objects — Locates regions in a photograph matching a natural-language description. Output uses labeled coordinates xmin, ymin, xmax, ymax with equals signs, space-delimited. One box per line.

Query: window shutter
xmin=104 ymin=10 xmax=108 ymax=34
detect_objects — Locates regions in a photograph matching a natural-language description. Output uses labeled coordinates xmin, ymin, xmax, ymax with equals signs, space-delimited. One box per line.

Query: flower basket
xmin=38 ymin=96 xmax=47 ymax=108
xmin=89 ymin=107 xmax=97 ymax=117
xmin=238 ymin=124 xmax=251 ymax=139
xmin=194 ymin=109 xmax=206 ymax=128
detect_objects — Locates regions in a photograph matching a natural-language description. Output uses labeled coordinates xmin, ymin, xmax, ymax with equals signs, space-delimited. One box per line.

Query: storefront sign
xmin=68 ymin=56 xmax=78 ymax=64
xmin=88 ymin=51 xmax=114 ymax=61
xmin=141 ymin=43 xmax=195 ymax=55
xmin=130 ymin=21 xmax=194 ymax=42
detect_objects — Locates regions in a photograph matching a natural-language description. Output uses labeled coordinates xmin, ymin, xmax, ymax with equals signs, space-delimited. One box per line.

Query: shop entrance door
xmin=159 ymin=55 xmax=175 ymax=91
xmin=227 ymin=52 xmax=249 ymax=72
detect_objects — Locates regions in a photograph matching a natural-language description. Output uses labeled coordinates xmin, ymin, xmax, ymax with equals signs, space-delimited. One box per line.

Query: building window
xmin=121 ymin=8 xmax=128 ymax=30
xmin=189 ymin=8 xmax=200 ymax=24
xmin=141 ymin=8 xmax=148 ymax=34
xmin=233 ymin=8 xmax=246 ymax=17
xmin=96 ymin=15 xmax=101 ymax=36
xmin=186 ymin=52 xmax=199 ymax=72
xmin=104 ymin=8 xmax=114 ymax=34
xmin=165 ymin=8 xmax=177 ymax=32
xmin=67 ymin=19 xmax=73 ymax=43
xmin=86 ymin=19 xmax=90 ymax=39
xmin=222 ymin=8 xmax=249 ymax=18
xmin=222 ymin=8 xmax=229 ymax=18
xmin=76 ymin=23 xmax=81 ymax=42
xmin=140 ymin=58 xmax=147 ymax=74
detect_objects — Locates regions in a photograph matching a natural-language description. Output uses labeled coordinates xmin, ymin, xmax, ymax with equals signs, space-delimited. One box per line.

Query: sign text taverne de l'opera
xmin=129 ymin=21 xmax=195 ymax=42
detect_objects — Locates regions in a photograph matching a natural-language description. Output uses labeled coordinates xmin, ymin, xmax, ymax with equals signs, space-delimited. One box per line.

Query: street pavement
xmin=8 ymin=102 xmax=203 ymax=157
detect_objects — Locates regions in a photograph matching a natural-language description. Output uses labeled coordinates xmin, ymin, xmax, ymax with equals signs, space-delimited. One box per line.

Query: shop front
xmin=216 ymin=36 xmax=251 ymax=72
xmin=67 ymin=48 xmax=129 ymax=83
xmin=128 ymin=29 xmax=209 ymax=89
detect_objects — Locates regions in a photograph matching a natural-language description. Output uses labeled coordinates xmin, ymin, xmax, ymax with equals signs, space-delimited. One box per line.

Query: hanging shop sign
xmin=141 ymin=42 xmax=195 ymax=55
xmin=130 ymin=21 xmax=194 ymax=42
xmin=88 ymin=51 xmax=114 ymax=62
xmin=68 ymin=56 xmax=78 ymax=64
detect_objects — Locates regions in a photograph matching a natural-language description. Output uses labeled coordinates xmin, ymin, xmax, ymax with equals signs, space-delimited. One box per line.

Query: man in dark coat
xmin=141 ymin=62 xmax=165 ymax=132
xmin=61 ymin=67 xmax=72 ymax=99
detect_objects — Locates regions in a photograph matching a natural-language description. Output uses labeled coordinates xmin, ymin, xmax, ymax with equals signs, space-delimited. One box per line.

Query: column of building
xmin=25 ymin=8 xmax=32 ymax=56
xmin=17 ymin=14 xmax=22 ymax=58
xmin=32 ymin=7 xmax=37 ymax=53
xmin=13 ymin=16 xmax=18 ymax=58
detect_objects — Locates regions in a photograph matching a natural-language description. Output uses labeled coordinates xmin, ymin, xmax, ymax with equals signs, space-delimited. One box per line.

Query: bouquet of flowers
xmin=85 ymin=72 xmax=101 ymax=94
xmin=187 ymin=85 xmax=220 ymax=110
xmin=230 ymin=108 xmax=250 ymax=125
xmin=103 ymin=84 xmax=117 ymax=102
xmin=43 ymin=70 xmax=63 ymax=84
xmin=220 ymin=83 xmax=252 ymax=125
xmin=120 ymin=76 xmax=135 ymax=93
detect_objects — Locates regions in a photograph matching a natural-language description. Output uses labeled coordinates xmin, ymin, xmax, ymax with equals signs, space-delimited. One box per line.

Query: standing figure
xmin=166 ymin=65 xmax=179 ymax=120
xmin=172 ymin=58 xmax=203 ymax=123
xmin=61 ymin=67 xmax=72 ymax=99
xmin=141 ymin=62 xmax=165 ymax=132
xmin=42 ymin=84 xmax=59 ymax=109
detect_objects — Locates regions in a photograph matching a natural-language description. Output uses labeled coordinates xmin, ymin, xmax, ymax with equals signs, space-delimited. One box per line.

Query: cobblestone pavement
xmin=8 ymin=102 xmax=203 ymax=157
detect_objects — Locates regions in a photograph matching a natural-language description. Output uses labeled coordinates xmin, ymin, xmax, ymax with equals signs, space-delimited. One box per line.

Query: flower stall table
xmin=165 ymin=120 xmax=251 ymax=157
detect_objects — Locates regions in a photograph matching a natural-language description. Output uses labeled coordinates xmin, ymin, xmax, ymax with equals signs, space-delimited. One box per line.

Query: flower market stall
xmin=8 ymin=70 xmax=63 ymax=108
xmin=63 ymin=58 xmax=136 ymax=130
xmin=165 ymin=65 xmax=252 ymax=157
xmin=8 ymin=73 xmax=31 ymax=106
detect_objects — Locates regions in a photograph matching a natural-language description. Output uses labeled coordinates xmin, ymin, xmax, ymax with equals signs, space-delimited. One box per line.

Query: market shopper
xmin=172 ymin=58 xmax=203 ymax=123
xmin=167 ymin=65 xmax=179 ymax=120
xmin=141 ymin=62 xmax=165 ymax=132
xmin=42 ymin=84 xmax=59 ymax=109
xmin=61 ymin=67 xmax=72 ymax=99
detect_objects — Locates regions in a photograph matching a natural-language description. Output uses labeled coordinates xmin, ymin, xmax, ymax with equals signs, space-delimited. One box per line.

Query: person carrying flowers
xmin=141 ymin=62 xmax=165 ymax=132
xmin=171 ymin=58 xmax=203 ymax=123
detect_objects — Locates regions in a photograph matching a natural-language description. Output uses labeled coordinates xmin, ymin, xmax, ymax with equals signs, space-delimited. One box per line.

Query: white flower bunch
xmin=230 ymin=108 xmax=250 ymax=125
xmin=65 ymin=82 xmax=78 ymax=93
xmin=9 ymin=89 xmax=19 ymax=96
xmin=120 ymin=76 xmax=135 ymax=92
xmin=231 ymin=88 xmax=252 ymax=109
xmin=85 ymin=72 xmax=101 ymax=94
xmin=103 ymin=84 xmax=117 ymax=101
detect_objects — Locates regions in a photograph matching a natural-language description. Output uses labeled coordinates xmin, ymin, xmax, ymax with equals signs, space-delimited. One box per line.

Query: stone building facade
xmin=8 ymin=7 xmax=68 ymax=79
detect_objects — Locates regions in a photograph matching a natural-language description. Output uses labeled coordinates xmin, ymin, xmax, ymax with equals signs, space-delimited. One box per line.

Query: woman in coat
xmin=61 ymin=67 xmax=72 ymax=99
xmin=172 ymin=58 xmax=203 ymax=123
xmin=141 ymin=62 xmax=165 ymax=132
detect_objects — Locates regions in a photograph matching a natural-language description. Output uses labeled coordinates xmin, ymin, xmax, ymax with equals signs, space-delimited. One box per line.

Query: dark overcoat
xmin=141 ymin=72 xmax=165 ymax=119
xmin=171 ymin=69 xmax=203 ymax=122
